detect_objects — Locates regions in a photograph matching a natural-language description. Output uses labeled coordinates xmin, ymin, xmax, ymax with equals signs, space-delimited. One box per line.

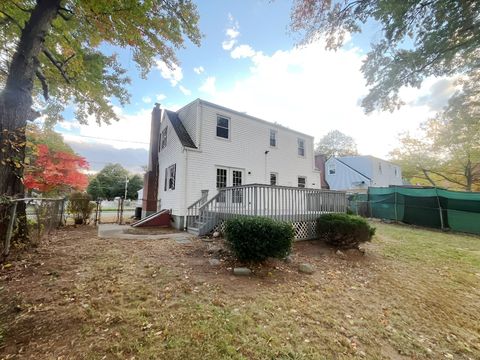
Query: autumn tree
xmin=24 ymin=143 xmax=89 ymax=194
xmin=390 ymin=102 xmax=480 ymax=191
xmin=0 ymin=0 xmax=201 ymax=238
xmin=316 ymin=130 xmax=358 ymax=158
xmin=290 ymin=1 xmax=480 ymax=113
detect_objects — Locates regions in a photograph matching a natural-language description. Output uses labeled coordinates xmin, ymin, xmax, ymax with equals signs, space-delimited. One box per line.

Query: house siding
xmin=157 ymin=111 xmax=186 ymax=216
xmin=177 ymin=100 xmax=199 ymax=146
xmin=325 ymin=156 xmax=403 ymax=191
xmin=180 ymin=102 xmax=320 ymax=212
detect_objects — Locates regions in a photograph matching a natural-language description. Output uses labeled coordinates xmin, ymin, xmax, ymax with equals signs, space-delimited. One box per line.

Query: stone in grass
xmin=233 ymin=267 xmax=252 ymax=276
xmin=298 ymin=263 xmax=315 ymax=274
xmin=208 ymin=259 xmax=221 ymax=266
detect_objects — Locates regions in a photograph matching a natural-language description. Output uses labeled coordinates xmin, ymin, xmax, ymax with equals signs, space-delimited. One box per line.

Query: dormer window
xmin=216 ymin=116 xmax=230 ymax=139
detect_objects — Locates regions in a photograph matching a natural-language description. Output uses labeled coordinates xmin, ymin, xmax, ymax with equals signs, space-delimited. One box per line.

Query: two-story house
xmin=324 ymin=155 xmax=403 ymax=192
xmin=142 ymin=99 xmax=321 ymax=229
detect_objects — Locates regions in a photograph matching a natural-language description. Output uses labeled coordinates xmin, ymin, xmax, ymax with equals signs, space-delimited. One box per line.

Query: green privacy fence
xmin=348 ymin=187 xmax=480 ymax=235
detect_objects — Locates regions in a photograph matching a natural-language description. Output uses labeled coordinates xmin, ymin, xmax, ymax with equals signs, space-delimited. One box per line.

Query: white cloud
xmin=155 ymin=60 xmax=183 ymax=86
xmin=142 ymin=96 xmax=152 ymax=103
xmin=57 ymin=121 xmax=80 ymax=131
xmin=199 ymin=76 xmax=217 ymax=95
xmin=231 ymin=44 xmax=257 ymax=59
xmin=156 ymin=94 xmax=167 ymax=102
xmin=62 ymin=107 xmax=152 ymax=150
xmin=222 ymin=14 xmax=240 ymax=50
xmin=179 ymin=85 xmax=192 ymax=96
xmin=200 ymin=38 xmax=449 ymax=158
xmin=193 ymin=66 xmax=204 ymax=74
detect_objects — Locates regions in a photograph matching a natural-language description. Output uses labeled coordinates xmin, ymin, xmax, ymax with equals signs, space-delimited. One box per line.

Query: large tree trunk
xmin=0 ymin=0 xmax=61 ymax=246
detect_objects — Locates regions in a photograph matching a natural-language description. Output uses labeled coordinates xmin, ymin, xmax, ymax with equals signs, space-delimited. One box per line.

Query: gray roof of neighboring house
xmin=335 ymin=157 xmax=371 ymax=180
xmin=165 ymin=110 xmax=197 ymax=149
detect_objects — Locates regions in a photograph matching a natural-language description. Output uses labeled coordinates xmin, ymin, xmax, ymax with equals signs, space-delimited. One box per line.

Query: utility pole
xmin=124 ymin=175 xmax=129 ymax=200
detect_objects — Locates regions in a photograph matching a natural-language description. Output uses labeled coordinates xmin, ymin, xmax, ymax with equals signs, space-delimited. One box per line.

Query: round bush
xmin=224 ymin=217 xmax=294 ymax=262
xmin=317 ymin=213 xmax=375 ymax=249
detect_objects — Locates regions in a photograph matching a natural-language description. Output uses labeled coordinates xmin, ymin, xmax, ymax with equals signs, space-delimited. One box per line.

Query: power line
xmin=65 ymin=133 xmax=149 ymax=145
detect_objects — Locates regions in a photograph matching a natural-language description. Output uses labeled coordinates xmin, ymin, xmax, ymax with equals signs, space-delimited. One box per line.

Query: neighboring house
xmin=142 ymin=99 xmax=321 ymax=229
xmin=325 ymin=156 xmax=403 ymax=192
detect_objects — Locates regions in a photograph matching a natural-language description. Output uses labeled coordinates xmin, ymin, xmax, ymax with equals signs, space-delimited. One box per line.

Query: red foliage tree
xmin=23 ymin=144 xmax=89 ymax=194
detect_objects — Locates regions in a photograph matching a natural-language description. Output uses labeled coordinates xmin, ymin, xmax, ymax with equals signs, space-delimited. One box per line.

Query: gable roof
xmin=335 ymin=157 xmax=371 ymax=180
xmin=164 ymin=110 xmax=197 ymax=149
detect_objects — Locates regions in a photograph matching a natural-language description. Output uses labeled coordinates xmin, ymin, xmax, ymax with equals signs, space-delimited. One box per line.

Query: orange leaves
xmin=23 ymin=144 xmax=89 ymax=194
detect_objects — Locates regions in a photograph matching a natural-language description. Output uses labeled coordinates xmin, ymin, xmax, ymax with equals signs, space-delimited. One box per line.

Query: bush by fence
xmin=317 ymin=213 xmax=375 ymax=249
xmin=224 ymin=217 xmax=294 ymax=262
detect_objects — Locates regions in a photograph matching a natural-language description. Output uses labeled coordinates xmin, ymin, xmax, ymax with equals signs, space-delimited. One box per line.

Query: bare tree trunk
xmin=0 ymin=0 xmax=61 ymax=242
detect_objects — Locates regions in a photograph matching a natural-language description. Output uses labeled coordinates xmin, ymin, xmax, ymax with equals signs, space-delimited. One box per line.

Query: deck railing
xmin=187 ymin=184 xmax=347 ymax=235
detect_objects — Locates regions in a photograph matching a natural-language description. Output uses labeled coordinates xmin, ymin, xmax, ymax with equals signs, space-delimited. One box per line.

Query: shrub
xmin=224 ymin=217 xmax=294 ymax=262
xmin=317 ymin=213 xmax=376 ymax=249
xmin=67 ymin=192 xmax=95 ymax=224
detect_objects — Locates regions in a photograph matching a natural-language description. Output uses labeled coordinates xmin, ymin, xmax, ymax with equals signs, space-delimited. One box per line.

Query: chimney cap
xmin=154 ymin=103 xmax=161 ymax=109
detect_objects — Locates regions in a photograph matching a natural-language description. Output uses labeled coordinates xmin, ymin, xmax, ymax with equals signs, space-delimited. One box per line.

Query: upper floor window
xmin=160 ymin=127 xmax=168 ymax=149
xmin=298 ymin=176 xmax=306 ymax=188
xmin=270 ymin=172 xmax=278 ymax=186
xmin=216 ymin=116 xmax=230 ymax=139
xmin=269 ymin=129 xmax=277 ymax=147
xmin=328 ymin=163 xmax=336 ymax=175
xmin=378 ymin=163 xmax=383 ymax=174
xmin=298 ymin=138 xmax=305 ymax=156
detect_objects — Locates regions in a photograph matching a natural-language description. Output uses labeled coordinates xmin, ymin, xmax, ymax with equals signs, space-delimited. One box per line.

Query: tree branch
xmin=427 ymin=169 xmax=467 ymax=188
xmin=0 ymin=9 xmax=23 ymax=30
xmin=42 ymin=49 xmax=71 ymax=84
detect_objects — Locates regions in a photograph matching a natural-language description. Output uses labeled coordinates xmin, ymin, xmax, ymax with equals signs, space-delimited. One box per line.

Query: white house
xmin=325 ymin=156 xmax=403 ymax=192
xmin=142 ymin=99 xmax=321 ymax=229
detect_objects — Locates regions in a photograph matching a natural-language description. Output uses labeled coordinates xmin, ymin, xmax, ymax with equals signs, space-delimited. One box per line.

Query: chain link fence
xmin=1 ymin=198 xmax=65 ymax=260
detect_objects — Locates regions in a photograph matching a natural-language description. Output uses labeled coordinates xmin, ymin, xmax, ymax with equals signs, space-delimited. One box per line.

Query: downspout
xmin=183 ymin=146 xmax=188 ymax=231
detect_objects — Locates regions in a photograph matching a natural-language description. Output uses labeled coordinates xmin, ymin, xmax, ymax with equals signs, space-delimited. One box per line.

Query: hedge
xmin=317 ymin=213 xmax=375 ymax=249
xmin=224 ymin=217 xmax=294 ymax=262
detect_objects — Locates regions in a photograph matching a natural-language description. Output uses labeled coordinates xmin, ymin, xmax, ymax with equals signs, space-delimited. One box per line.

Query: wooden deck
xmin=187 ymin=184 xmax=347 ymax=237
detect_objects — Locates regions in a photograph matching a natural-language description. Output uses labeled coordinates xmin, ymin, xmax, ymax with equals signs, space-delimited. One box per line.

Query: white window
xmin=216 ymin=168 xmax=227 ymax=202
xmin=270 ymin=172 xmax=277 ymax=186
xmin=269 ymin=129 xmax=277 ymax=147
xmin=232 ymin=170 xmax=243 ymax=203
xmin=216 ymin=116 xmax=229 ymax=139
xmin=298 ymin=176 xmax=306 ymax=188
xmin=164 ymin=164 xmax=176 ymax=190
xmin=161 ymin=127 xmax=168 ymax=149
xmin=297 ymin=138 xmax=305 ymax=156
xmin=328 ymin=163 xmax=336 ymax=175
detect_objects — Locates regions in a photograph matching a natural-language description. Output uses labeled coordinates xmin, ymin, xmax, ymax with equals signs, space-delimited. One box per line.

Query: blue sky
xmin=57 ymin=0 xmax=456 ymax=173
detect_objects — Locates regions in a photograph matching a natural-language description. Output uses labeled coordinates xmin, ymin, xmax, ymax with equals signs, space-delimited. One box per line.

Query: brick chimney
xmin=142 ymin=103 xmax=161 ymax=216
xmin=315 ymin=154 xmax=330 ymax=189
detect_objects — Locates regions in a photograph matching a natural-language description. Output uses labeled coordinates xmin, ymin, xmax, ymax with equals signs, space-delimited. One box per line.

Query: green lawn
xmin=1 ymin=222 xmax=479 ymax=359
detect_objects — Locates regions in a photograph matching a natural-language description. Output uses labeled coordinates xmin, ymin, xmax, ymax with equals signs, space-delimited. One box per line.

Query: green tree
xmin=0 ymin=0 xmax=201 ymax=239
xmin=316 ymin=130 xmax=358 ymax=158
xmin=87 ymin=163 xmax=143 ymax=200
xmin=290 ymin=0 xmax=480 ymax=113
xmin=127 ymin=174 xmax=143 ymax=200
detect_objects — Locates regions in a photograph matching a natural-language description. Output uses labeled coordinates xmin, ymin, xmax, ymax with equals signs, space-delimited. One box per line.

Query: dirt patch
xmin=1 ymin=224 xmax=479 ymax=359
xmin=123 ymin=226 xmax=181 ymax=235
